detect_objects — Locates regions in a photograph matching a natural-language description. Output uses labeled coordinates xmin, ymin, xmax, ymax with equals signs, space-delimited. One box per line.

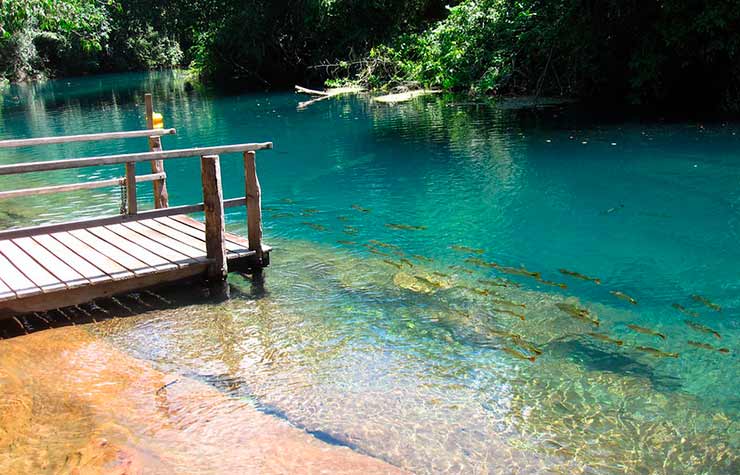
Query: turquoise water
xmin=1 ymin=72 xmax=738 ymax=473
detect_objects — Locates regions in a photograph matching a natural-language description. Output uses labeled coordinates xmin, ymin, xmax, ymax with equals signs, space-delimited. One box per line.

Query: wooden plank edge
xmin=0 ymin=128 xmax=177 ymax=148
xmin=0 ymin=263 xmax=210 ymax=317
xmin=0 ymin=143 xmax=273 ymax=176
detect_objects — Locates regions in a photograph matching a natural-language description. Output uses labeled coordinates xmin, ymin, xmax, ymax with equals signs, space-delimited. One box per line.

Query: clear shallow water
xmin=0 ymin=71 xmax=738 ymax=473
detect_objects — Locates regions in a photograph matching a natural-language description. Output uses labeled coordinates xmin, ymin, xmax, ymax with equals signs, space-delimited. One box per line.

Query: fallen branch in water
xmin=372 ymin=90 xmax=441 ymax=104
xmin=295 ymin=85 xmax=365 ymax=109
xmin=295 ymin=85 xmax=330 ymax=97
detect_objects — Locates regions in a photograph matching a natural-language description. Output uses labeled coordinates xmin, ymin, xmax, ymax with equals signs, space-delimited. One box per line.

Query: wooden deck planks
xmin=32 ymin=234 xmax=109 ymax=283
xmin=0 ymin=251 xmax=38 ymax=299
xmin=105 ymin=223 xmax=198 ymax=267
xmin=12 ymin=237 xmax=88 ymax=288
xmin=69 ymin=229 xmax=153 ymax=276
xmin=51 ymin=232 xmax=134 ymax=280
xmin=141 ymin=219 xmax=208 ymax=253
xmin=0 ymin=277 xmax=13 ymax=300
xmin=167 ymin=216 xmax=253 ymax=256
xmin=0 ymin=240 xmax=66 ymax=292
xmin=86 ymin=226 xmax=175 ymax=271
xmin=0 ymin=214 xmax=267 ymax=311
xmin=121 ymin=221 xmax=206 ymax=260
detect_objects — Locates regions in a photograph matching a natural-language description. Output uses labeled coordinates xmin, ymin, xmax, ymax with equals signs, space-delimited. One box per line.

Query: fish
xmin=684 ymin=320 xmax=721 ymax=339
xmin=351 ymin=204 xmax=370 ymax=213
xmin=269 ymin=212 xmax=295 ymax=218
xmin=555 ymin=303 xmax=600 ymax=326
xmin=494 ymin=264 xmax=541 ymax=280
xmin=478 ymin=278 xmax=520 ymax=288
xmin=627 ymin=324 xmax=665 ymax=340
xmin=493 ymin=307 xmax=526 ymax=321
xmin=460 ymin=285 xmax=491 ymax=296
xmin=487 ymin=328 xmax=520 ymax=339
xmin=301 ymin=222 xmax=327 ymax=231
xmin=370 ymin=240 xmax=402 ymax=251
xmin=366 ymin=247 xmax=390 ymax=256
xmin=413 ymin=254 xmax=434 ymax=262
xmin=536 ymin=277 xmax=568 ymax=289
xmin=383 ymin=259 xmax=402 ymax=269
xmin=464 ymin=257 xmax=497 ymax=268
xmin=587 ymin=332 xmax=624 ymax=346
xmin=558 ymin=268 xmax=602 ymax=285
xmin=636 ymin=346 xmax=679 ymax=358
xmin=336 ymin=240 xmax=357 ymax=245
xmin=449 ymin=265 xmax=474 ymax=274
xmin=672 ymin=303 xmax=699 ymax=318
xmin=491 ymin=298 xmax=526 ymax=309
xmin=687 ymin=340 xmax=730 ymax=354
xmin=502 ymin=347 xmax=536 ymax=362
xmin=451 ymin=245 xmax=485 ymax=254
xmin=399 ymin=258 xmax=414 ymax=267
xmin=342 ymin=226 xmax=359 ymax=235
xmin=599 ymin=204 xmax=624 ymax=215
xmin=511 ymin=335 xmax=543 ymax=355
xmin=691 ymin=294 xmax=721 ymax=312
xmin=385 ymin=223 xmax=427 ymax=231
xmin=302 ymin=208 xmax=320 ymax=214
xmin=337 ymin=215 xmax=350 ymax=222
xmin=414 ymin=275 xmax=444 ymax=288
xmin=432 ymin=271 xmax=449 ymax=278
xmin=366 ymin=242 xmax=403 ymax=257
xmin=279 ymin=198 xmax=295 ymax=204
xmin=610 ymin=290 xmax=637 ymax=305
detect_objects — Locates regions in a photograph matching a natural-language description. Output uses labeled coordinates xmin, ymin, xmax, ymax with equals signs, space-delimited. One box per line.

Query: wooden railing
xmin=0 ymin=94 xmax=272 ymax=279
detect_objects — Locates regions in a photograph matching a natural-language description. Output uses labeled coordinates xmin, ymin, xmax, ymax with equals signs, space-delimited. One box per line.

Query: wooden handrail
xmin=145 ymin=93 xmax=169 ymax=208
xmin=0 ymin=143 xmax=274 ymax=176
xmin=0 ymin=172 xmax=165 ymax=201
xmin=0 ymin=197 xmax=247 ymax=240
xmin=0 ymin=128 xmax=177 ymax=148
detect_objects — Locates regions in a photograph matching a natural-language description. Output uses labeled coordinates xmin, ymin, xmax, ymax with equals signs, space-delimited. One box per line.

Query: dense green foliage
xmin=0 ymin=0 xmax=185 ymax=80
xmin=1 ymin=0 xmax=739 ymax=111
xmin=357 ymin=0 xmax=740 ymax=111
xmin=0 ymin=0 xmax=109 ymax=79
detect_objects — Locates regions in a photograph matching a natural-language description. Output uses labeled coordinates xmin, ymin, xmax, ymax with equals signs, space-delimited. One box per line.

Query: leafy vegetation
xmin=353 ymin=0 xmax=740 ymax=111
xmin=1 ymin=0 xmax=739 ymax=111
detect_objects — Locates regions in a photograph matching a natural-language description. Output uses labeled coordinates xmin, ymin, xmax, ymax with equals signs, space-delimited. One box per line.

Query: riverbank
xmin=0 ymin=326 xmax=405 ymax=474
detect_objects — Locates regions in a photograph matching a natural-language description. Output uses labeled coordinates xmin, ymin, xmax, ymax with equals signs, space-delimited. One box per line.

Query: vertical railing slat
xmin=125 ymin=162 xmax=137 ymax=215
xmin=243 ymin=151 xmax=263 ymax=263
xmin=200 ymin=154 xmax=227 ymax=280
xmin=145 ymin=93 xmax=169 ymax=209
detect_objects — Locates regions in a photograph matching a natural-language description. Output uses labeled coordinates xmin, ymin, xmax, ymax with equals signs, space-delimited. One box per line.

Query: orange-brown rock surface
xmin=0 ymin=327 xmax=406 ymax=474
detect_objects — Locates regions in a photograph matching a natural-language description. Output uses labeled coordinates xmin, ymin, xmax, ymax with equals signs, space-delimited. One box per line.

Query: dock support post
xmin=243 ymin=151 xmax=263 ymax=269
xmin=200 ymin=154 xmax=228 ymax=282
xmin=125 ymin=162 xmax=137 ymax=214
xmin=145 ymin=93 xmax=169 ymax=209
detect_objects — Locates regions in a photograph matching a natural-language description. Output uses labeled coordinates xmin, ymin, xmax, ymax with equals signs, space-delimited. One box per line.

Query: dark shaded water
xmin=0 ymin=71 xmax=738 ymax=474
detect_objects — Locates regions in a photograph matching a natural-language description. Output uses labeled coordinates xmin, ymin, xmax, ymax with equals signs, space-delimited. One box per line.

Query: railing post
xmin=145 ymin=93 xmax=169 ymax=209
xmin=243 ymin=151 xmax=263 ymax=266
xmin=200 ymin=154 xmax=227 ymax=281
xmin=125 ymin=162 xmax=137 ymax=214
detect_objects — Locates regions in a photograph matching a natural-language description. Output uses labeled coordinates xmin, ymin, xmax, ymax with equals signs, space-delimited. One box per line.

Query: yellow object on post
xmin=152 ymin=112 xmax=164 ymax=129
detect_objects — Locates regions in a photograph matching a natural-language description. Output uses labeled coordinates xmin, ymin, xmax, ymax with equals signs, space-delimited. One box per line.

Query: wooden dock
xmin=0 ymin=94 xmax=272 ymax=317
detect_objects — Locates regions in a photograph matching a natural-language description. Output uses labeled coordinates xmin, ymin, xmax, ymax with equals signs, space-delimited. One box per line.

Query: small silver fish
xmin=636 ymin=346 xmax=678 ymax=358
xmin=610 ymin=290 xmax=637 ymax=305
xmin=691 ymin=294 xmax=721 ymax=312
